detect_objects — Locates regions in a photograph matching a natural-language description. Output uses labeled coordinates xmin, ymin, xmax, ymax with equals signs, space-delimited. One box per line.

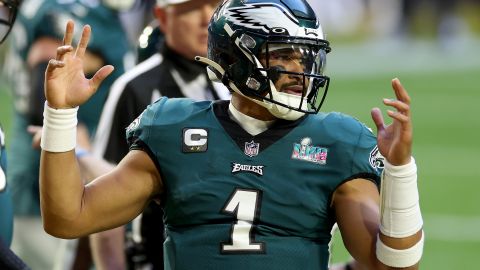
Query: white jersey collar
xmin=228 ymin=103 xmax=275 ymax=136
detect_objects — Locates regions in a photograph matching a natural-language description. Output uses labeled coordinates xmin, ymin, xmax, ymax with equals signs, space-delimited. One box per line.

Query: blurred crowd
xmin=0 ymin=0 xmax=478 ymax=269
xmin=310 ymin=0 xmax=480 ymax=41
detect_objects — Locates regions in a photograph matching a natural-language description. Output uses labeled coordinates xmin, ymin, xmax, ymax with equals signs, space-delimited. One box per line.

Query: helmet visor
xmin=255 ymin=40 xmax=329 ymax=113
xmin=258 ymin=42 xmax=327 ymax=96
xmin=260 ymin=43 xmax=326 ymax=75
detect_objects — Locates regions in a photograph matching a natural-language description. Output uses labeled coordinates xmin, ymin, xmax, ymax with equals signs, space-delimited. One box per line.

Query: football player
xmin=39 ymin=0 xmax=424 ymax=269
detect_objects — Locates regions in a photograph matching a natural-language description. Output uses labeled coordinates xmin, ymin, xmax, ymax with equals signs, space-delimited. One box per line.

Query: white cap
xmin=156 ymin=0 xmax=190 ymax=7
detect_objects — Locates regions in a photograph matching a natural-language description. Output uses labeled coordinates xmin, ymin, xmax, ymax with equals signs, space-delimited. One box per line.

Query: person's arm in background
xmin=26 ymin=37 xmax=60 ymax=125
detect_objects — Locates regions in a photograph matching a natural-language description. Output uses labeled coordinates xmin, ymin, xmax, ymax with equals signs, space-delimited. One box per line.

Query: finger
xmin=27 ymin=125 xmax=43 ymax=135
xmin=56 ymin=45 xmax=74 ymax=61
xmin=46 ymin=59 xmax=66 ymax=74
xmin=75 ymin=25 xmax=91 ymax=59
xmin=27 ymin=125 xmax=43 ymax=149
xmin=63 ymin=20 xmax=75 ymax=46
xmin=31 ymin=131 xmax=42 ymax=149
xmin=386 ymin=110 xmax=410 ymax=124
xmin=89 ymin=65 xmax=115 ymax=92
xmin=383 ymin=98 xmax=410 ymax=115
xmin=391 ymin=78 xmax=411 ymax=105
xmin=371 ymin=107 xmax=385 ymax=132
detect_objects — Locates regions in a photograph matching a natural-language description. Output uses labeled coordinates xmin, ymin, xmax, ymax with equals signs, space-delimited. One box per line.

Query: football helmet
xmin=0 ymin=0 xmax=19 ymax=44
xmin=197 ymin=0 xmax=331 ymax=120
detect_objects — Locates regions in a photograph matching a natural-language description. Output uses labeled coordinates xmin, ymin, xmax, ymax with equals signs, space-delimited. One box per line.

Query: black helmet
xmin=197 ymin=0 xmax=331 ymax=120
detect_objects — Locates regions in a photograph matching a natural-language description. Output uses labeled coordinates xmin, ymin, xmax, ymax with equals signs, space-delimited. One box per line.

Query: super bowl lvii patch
xmin=291 ymin=137 xmax=328 ymax=165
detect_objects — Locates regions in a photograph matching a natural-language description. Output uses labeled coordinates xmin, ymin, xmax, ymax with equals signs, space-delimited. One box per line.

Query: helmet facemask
xmin=250 ymin=38 xmax=330 ymax=120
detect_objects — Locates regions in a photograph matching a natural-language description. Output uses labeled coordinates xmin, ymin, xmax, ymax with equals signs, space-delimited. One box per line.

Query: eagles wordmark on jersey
xmin=126 ymin=97 xmax=384 ymax=270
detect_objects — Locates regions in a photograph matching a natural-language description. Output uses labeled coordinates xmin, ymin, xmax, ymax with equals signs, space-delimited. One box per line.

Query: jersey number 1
xmin=221 ymin=189 xmax=265 ymax=254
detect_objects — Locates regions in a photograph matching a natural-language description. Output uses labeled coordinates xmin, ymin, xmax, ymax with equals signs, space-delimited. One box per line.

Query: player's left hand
xmin=44 ymin=20 xmax=114 ymax=109
xmin=371 ymin=78 xmax=412 ymax=166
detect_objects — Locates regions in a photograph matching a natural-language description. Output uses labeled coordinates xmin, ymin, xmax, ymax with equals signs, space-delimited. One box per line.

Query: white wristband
xmin=380 ymin=157 xmax=423 ymax=238
xmin=376 ymin=231 xmax=424 ymax=268
xmin=41 ymin=102 xmax=78 ymax=152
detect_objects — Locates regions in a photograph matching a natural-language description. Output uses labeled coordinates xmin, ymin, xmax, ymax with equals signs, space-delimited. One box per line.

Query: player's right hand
xmin=44 ymin=20 xmax=114 ymax=109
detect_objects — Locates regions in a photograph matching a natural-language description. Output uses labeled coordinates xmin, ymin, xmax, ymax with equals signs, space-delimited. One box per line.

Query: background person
xmin=88 ymin=0 xmax=228 ymax=269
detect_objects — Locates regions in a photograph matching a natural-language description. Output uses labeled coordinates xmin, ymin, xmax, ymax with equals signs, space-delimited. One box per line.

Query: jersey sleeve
xmin=126 ymin=97 xmax=167 ymax=153
xmin=350 ymin=123 xmax=384 ymax=188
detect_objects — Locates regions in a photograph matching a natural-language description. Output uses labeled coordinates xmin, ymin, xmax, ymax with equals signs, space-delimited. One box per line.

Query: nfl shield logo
xmin=244 ymin=140 xmax=260 ymax=157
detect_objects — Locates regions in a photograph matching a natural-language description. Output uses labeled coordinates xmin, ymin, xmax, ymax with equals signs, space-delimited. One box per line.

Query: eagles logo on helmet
xmin=196 ymin=0 xmax=331 ymax=121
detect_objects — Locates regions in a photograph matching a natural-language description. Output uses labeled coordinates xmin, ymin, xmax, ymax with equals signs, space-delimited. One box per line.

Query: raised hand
xmin=371 ymin=78 xmax=413 ymax=166
xmin=44 ymin=20 xmax=114 ymax=109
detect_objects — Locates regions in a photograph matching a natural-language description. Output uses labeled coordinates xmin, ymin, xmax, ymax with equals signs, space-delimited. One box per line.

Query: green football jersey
xmin=0 ymin=125 xmax=13 ymax=246
xmin=127 ymin=98 xmax=383 ymax=270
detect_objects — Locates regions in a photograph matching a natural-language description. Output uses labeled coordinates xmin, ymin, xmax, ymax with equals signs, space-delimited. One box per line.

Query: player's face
xmin=0 ymin=1 xmax=15 ymax=44
xmin=159 ymin=0 xmax=221 ymax=60
xmin=259 ymin=45 xmax=322 ymax=96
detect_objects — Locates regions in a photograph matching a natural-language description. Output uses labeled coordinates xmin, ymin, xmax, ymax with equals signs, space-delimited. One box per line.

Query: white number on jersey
xmin=221 ymin=188 xmax=265 ymax=253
